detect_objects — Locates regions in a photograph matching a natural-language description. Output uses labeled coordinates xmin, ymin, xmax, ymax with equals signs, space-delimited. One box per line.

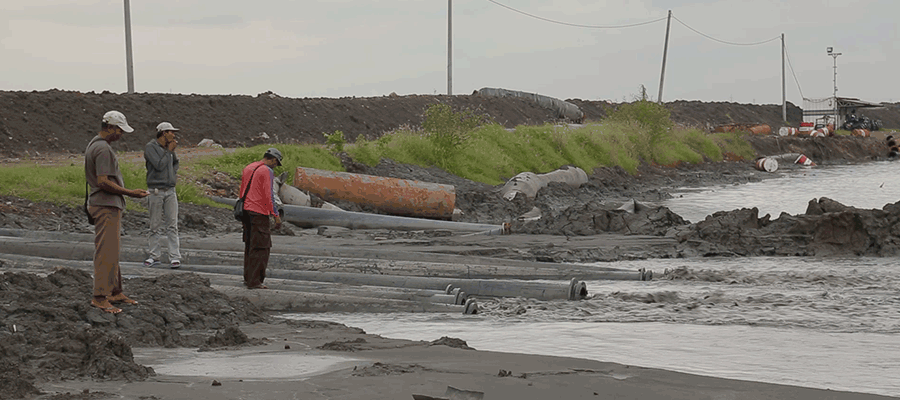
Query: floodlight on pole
xmin=827 ymin=47 xmax=841 ymax=126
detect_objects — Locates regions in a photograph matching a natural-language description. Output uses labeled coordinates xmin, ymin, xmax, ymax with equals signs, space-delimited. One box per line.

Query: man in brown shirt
xmin=85 ymin=110 xmax=149 ymax=313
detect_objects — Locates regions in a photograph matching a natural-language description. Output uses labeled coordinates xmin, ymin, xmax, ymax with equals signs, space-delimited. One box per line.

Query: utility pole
xmin=781 ymin=34 xmax=786 ymax=122
xmin=827 ymin=47 xmax=841 ymax=127
xmin=447 ymin=0 xmax=452 ymax=96
xmin=657 ymin=10 xmax=671 ymax=103
xmin=124 ymin=0 xmax=134 ymax=93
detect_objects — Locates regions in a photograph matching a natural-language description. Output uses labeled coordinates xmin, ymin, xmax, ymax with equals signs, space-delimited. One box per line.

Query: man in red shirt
xmin=239 ymin=148 xmax=284 ymax=289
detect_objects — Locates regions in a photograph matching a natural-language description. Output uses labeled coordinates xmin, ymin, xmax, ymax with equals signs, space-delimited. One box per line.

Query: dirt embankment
xmin=0 ymin=90 xmax=563 ymax=158
xmin=1 ymin=89 xmax=897 ymax=256
xmin=5 ymin=89 xmax=900 ymax=159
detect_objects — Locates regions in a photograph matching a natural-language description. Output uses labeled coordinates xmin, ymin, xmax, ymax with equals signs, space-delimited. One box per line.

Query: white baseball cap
xmin=156 ymin=122 xmax=180 ymax=132
xmin=102 ymin=110 xmax=134 ymax=133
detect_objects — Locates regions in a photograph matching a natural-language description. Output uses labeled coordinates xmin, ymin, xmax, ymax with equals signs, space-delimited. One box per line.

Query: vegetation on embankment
xmin=0 ymin=101 xmax=761 ymax=207
xmin=344 ymin=101 xmax=755 ymax=184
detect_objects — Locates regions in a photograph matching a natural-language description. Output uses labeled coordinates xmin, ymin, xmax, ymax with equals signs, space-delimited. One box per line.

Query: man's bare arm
xmin=98 ymin=175 xmax=150 ymax=198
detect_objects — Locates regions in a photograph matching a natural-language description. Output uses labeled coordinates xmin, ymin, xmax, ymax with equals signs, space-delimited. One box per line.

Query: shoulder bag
xmin=83 ymin=181 xmax=95 ymax=225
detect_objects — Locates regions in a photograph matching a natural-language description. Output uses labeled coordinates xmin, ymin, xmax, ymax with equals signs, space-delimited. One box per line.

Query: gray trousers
xmin=148 ymin=187 xmax=181 ymax=261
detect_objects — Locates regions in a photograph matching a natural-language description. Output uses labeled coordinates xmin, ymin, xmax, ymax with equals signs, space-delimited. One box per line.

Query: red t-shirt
xmin=239 ymin=161 xmax=278 ymax=216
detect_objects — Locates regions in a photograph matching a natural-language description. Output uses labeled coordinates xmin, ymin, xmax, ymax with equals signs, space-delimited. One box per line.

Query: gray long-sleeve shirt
xmin=144 ymin=140 xmax=179 ymax=189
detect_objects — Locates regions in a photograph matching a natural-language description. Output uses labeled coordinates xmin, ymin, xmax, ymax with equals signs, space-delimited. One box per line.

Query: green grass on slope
xmin=1 ymin=103 xmax=757 ymax=206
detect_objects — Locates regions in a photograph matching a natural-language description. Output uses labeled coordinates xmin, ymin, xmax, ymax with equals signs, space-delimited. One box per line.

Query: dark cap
xmin=264 ymin=147 xmax=283 ymax=166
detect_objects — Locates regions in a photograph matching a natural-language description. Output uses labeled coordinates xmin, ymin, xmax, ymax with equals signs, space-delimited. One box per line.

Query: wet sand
xmin=2 ymin=226 xmax=898 ymax=399
xmin=35 ymin=320 xmax=896 ymax=400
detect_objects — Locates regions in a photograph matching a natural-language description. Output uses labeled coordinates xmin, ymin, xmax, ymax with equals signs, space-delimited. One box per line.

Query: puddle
xmin=134 ymin=348 xmax=360 ymax=380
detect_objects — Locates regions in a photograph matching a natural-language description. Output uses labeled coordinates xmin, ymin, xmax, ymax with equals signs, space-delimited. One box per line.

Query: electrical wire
xmin=482 ymin=1 xmax=798 ymax=102
xmin=783 ymin=43 xmax=805 ymax=99
xmin=671 ymin=14 xmax=781 ymax=46
xmin=483 ymin=0 xmax=667 ymax=29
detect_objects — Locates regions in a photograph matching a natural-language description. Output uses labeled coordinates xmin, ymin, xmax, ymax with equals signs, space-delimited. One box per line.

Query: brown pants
xmin=241 ymin=211 xmax=272 ymax=287
xmin=90 ymin=206 xmax=123 ymax=300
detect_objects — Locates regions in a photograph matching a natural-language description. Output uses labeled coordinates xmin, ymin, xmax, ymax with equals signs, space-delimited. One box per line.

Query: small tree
xmin=422 ymin=104 xmax=486 ymax=169
xmin=607 ymin=93 xmax=675 ymax=164
xmin=323 ymin=130 xmax=345 ymax=153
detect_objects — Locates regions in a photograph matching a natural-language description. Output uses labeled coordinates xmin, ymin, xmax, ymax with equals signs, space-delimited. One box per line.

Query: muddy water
xmin=294 ymin=256 xmax=900 ymax=397
xmin=285 ymin=163 xmax=900 ymax=397
xmin=664 ymin=161 xmax=900 ymax=223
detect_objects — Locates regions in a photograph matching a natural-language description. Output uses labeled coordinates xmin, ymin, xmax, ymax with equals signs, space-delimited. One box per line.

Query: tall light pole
xmin=447 ymin=0 xmax=452 ymax=96
xmin=124 ymin=0 xmax=134 ymax=93
xmin=827 ymin=47 xmax=841 ymax=126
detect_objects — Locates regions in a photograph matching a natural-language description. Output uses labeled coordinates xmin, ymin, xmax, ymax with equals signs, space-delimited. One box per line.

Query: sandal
xmin=108 ymin=293 xmax=138 ymax=305
xmin=247 ymin=284 xmax=269 ymax=290
xmin=143 ymin=258 xmax=159 ymax=267
xmin=91 ymin=299 xmax=122 ymax=314
xmin=169 ymin=259 xmax=181 ymax=269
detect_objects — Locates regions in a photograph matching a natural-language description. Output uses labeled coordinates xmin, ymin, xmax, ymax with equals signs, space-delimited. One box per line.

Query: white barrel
xmin=754 ymin=157 xmax=778 ymax=172
xmin=799 ymin=122 xmax=814 ymax=134
xmin=778 ymin=127 xmax=798 ymax=136
xmin=795 ymin=154 xmax=814 ymax=166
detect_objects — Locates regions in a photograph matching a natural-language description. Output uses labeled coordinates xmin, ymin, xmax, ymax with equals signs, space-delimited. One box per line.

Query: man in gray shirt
xmin=144 ymin=122 xmax=182 ymax=268
xmin=86 ymin=110 xmax=150 ymax=313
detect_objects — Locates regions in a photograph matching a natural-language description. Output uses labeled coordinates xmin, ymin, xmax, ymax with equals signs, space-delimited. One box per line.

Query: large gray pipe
xmin=210 ymin=277 xmax=462 ymax=305
xmin=177 ymin=264 xmax=588 ymax=301
xmin=0 ymin=251 xmax=586 ymax=303
xmin=499 ymin=166 xmax=588 ymax=201
xmin=0 ymin=229 xmax=643 ymax=277
xmin=211 ymin=285 xmax=474 ymax=314
xmin=0 ymin=236 xmax=645 ymax=281
xmin=0 ymin=253 xmax=477 ymax=314
xmin=210 ymin=196 xmax=508 ymax=234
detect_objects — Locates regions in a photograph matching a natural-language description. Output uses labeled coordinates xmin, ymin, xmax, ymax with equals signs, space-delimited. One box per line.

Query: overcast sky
xmin=2 ymin=0 xmax=898 ymax=105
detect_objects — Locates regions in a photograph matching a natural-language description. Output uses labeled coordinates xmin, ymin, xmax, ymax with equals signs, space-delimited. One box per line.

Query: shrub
xmin=607 ymin=100 xmax=675 ymax=163
xmin=323 ymin=130 xmax=346 ymax=153
xmin=422 ymin=104 xmax=489 ymax=169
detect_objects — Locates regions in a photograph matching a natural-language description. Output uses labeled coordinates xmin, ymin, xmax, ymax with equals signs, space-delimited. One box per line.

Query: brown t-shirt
xmin=85 ymin=135 xmax=125 ymax=209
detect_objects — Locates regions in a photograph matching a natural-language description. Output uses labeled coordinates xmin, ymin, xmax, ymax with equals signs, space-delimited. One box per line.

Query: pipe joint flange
xmin=463 ymin=298 xmax=478 ymax=315
xmin=568 ymin=277 xmax=578 ymax=301
xmin=455 ymin=290 xmax=468 ymax=305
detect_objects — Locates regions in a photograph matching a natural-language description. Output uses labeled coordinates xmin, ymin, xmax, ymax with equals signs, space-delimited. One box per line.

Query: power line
xmin=484 ymin=0 xmax=667 ymax=29
xmin=671 ymin=14 xmax=781 ymax=46
xmin=783 ymin=43 xmax=805 ymax=99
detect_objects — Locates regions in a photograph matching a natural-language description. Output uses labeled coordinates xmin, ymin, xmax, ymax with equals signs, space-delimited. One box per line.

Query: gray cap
xmin=264 ymin=147 xmax=283 ymax=166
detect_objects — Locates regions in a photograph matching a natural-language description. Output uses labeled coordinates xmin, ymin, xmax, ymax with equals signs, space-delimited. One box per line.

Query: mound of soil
xmin=0 ymin=267 xmax=269 ymax=399
xmin=5 ymin=89 xmax=898 ymax=159
xmin=0 ymin=90 xmax=563 ymax=158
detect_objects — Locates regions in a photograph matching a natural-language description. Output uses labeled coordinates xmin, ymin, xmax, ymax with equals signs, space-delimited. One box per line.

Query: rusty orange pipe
xmin=294 ymin=167 xmax=456 ymax=219
xmin=749 ymin=125 xmax=772 ymax=135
